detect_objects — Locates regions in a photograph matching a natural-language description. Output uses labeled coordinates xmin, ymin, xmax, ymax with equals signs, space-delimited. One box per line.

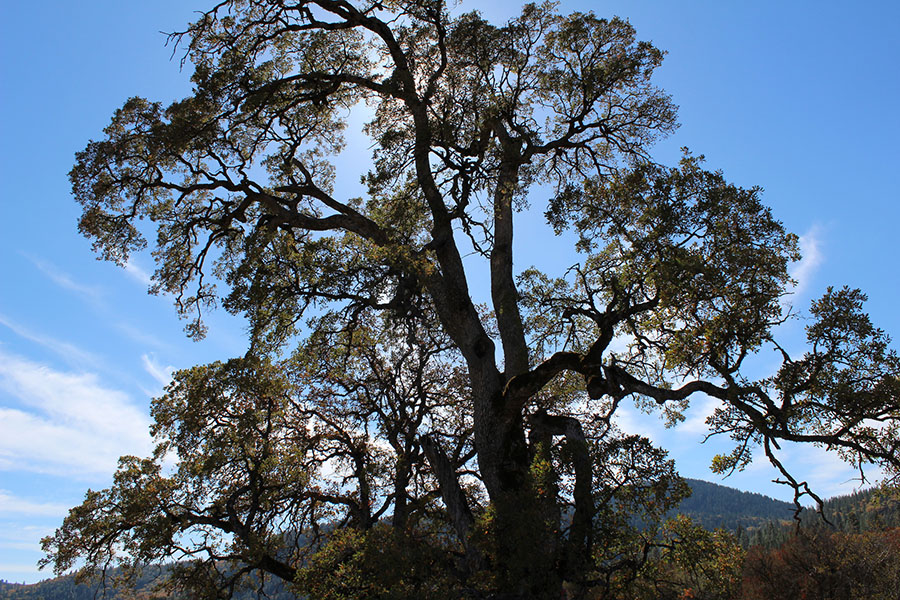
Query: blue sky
xmin=1 ymin=0 xmax=898 ymax=584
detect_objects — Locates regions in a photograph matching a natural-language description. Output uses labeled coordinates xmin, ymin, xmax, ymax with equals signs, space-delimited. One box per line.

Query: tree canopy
xmin=43 ymin=1 xmax=900 ymax=598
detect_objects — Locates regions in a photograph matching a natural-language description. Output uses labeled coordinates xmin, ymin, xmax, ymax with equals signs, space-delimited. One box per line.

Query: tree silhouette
xmin=43 ymin=1 xmax=900 ymax=598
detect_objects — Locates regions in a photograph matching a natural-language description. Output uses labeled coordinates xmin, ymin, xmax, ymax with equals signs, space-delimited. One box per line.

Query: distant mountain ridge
xmin=674 ymin=478 xmax=797 ymax=531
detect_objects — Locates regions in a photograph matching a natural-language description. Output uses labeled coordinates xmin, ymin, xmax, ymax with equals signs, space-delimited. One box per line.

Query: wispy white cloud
xmin=0 ymin=314 xmax=104 ymax=370
xmin=613 ymin=402 xmax=665 ymax=445
xmin=0 ymin=524 xmax=57 ymax=583
xmin=0 ymin=491 xmax=70 ymax=517
xmin=0 ymin=349 xmax=151 ymax=478
xmin=0 ymin=516 xmax=71 ymax=583
xmin=0 ymin=562 xmax=45 ymax=575
xmin=23 ymin=254 xmax=104 ymax=304
xmin=116 ymin=322 xmax=167 ymax=350
xmin=785 ymin=443 xmax=877 ymax=500
xmin=20 ymin=252 xmax=172 ymax=356
xmin=0 ymin=540 xmax=46 ymax=552
xmin=0 ymin=523 xmax=55 ymax=544
xmin=10 ymin=255 xmax=170 ymax=357
xmin=676 ymin=394 xmax=721 ymax=436
xmin=732 ymin=442 xmax=881 ymax=505
xmin=142 ymin=354 xmax=174 ymax=388
xmin=788 ymin=225 xmax=824 ymax=300
xmin=124 ymin=259 xmax=153 ymax=287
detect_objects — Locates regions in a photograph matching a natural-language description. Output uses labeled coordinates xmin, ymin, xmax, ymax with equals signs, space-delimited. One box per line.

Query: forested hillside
xmin=812 ymin=486 xmax=900 ymax=531
xmin=0 ymin=570 xmax=293 ymax=600
xmin=742 ymin=484 xmax=900 ymax=549
xmin=676 ymin=478 xmax=796 ymax=532
xmin=0 ymin=576 xmax=101 ymax=600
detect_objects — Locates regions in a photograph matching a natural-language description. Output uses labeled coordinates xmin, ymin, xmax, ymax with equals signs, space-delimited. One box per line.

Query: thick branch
xmin=530 ymin=412 xmax=594 ymax=575
xmin=490 ymin=124 xmax=530 ymax=378
xmin=420 ymin=434 xmax=484 ymax=572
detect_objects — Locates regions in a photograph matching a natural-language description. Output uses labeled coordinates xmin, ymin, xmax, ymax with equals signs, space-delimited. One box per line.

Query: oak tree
xmin=43 ymin=1 xmax=900 ymax=598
